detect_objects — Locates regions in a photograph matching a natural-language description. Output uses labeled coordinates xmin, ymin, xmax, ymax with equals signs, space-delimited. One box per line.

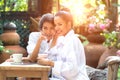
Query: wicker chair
xmin=29 ymin=17 xmax=40 ymax=32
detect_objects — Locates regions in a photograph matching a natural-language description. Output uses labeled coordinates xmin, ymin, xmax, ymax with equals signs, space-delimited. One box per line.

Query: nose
xmin=47 ymin=28 xmax=54 ymax=35
xmin=46 ymin=30 xmax=51 ymax=35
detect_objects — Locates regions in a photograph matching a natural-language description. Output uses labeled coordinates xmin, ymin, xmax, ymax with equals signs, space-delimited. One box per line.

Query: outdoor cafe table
xmin=0 ymin=62 xmax=51 ymax=80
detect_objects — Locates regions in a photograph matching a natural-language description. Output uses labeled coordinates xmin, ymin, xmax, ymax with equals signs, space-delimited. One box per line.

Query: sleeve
xmin=26 ymin=32 xmax=40 ymax=55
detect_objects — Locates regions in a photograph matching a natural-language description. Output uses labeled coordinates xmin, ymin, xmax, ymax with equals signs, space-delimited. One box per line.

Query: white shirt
xmin=48 ymin=30 xmax=89 ymax=80
xmin=26 ymin=32 xmax=51 ymax=55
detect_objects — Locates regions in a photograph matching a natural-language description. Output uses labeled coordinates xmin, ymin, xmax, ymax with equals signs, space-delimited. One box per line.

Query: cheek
xmin=52 ymin=30 xmax=55 ymax=35
xmin=42 ymin=30 xmax=46 ymax=33
xmin=42 ymin=30 xmax=48 ymax=35
xmin=55 ymin=26 xmax=59 ymax=31
xmin=61 ymin=25 xmax=67 ymax=31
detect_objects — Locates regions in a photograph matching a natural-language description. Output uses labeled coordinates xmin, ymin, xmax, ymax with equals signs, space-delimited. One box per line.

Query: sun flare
xmin=59 ymin=0 xmax=99 ymax=26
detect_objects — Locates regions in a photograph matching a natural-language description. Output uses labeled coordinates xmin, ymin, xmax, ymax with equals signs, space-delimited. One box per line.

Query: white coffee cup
xmin=11 ymin=53 xmax=23 ymax=63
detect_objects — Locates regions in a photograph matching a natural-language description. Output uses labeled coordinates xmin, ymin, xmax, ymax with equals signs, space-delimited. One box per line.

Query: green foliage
xmin=0 ymin=40 xmax=13 ymax=54
xmin=101 ymin=31 xmax=120 ymax=49
xmin=76 ymin=34 xmax=89 ymax=46
xmin=0 ymin=0 xmax=28 ymax=11
xmin=0 ymin=40 xmax=4 ymax=52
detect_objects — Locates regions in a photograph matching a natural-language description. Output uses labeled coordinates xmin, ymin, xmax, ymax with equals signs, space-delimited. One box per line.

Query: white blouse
xmin=48 ymin=30 xmax=89 ymax=80
xmin=26 ymin=32 xmax=51 ymax=55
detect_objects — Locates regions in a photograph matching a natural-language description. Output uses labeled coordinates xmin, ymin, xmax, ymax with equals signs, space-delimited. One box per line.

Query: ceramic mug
xmin=11 ymin=53 xmax=23 ymax=63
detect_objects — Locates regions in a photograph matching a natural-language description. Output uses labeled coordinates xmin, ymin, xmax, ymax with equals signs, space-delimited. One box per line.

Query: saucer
xmin=11 ymin=62 xmax=35 ymax=65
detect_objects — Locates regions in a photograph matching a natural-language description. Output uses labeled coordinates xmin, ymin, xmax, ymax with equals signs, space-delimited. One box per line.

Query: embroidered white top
xmin=48 ymin=30 xmax=89 ymax=80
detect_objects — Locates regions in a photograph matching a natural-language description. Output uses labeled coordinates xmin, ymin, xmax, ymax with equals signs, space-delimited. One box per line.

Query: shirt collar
xmin=64 ymin=29 xmax=74 ymax=38
xmin=56 ymin=29 xmax=74 ymax=45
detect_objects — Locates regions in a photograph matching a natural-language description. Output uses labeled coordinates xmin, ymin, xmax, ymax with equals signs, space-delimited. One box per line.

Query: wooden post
xmin=106 ymin=0 xmax=118 ymax=31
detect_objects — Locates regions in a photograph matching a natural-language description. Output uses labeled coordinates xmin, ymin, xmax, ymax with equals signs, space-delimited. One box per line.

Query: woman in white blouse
xmin=37 ymin=11 xmax=89 ymax=80
xmin=6 ymin=13 xmax=55 ymax=80
xmin=16 ymin=13 xmax=55 ymax=80
xmin=26 ymin=13 xmax=55 ymax=62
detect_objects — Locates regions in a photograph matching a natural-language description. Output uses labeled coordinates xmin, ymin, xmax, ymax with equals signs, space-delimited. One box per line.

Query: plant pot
xmin=87 ymin=33 xmax=105 ymax=44
xmin=0 ymin=45 xmax=28 ymax=63
xmin=4 ymin=45 xmax=28 ymax=57
xmin=0 ymin=31 xmax=20 ymax=45
xmin=0 ymin=22 xmax=20 ymax=45
xmin=97 ymin=47 xmax=118 ymax=68
xmin=84 ymin=43 xmax=106 ymax=68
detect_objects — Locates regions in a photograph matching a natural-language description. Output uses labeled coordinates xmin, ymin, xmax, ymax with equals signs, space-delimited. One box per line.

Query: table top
xmin=0 ymin=62 xmax=51 ymax=71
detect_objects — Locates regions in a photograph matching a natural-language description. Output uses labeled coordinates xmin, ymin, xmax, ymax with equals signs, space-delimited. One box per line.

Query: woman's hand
xmin=37 ymin=58 xmax=54 ymax=67
xmin=22 ymin=57 xmax=32 ymax=63
xmin=38 ymin=34 xmax=47 ymax=41
xmin=5 ymin=58 xmax=14 ymax=62
xmin=37 ymin=54 xmax=48 ymax=59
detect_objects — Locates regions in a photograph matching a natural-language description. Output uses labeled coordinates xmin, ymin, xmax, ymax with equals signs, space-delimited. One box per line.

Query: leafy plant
xmin=75 ymin=34 xmax=89 ymax=46
xmin=0 ymin=40 xmax=13 ymax=54
xmin=88 ymin=18 xmax=112 ymax=33
xmin=101 ymin=31 xmax=120 ymax=49
xmin=0 ymin=40 xmax=4 ymax=52
xmin=0 ymin=0 xmax=28 ymax=11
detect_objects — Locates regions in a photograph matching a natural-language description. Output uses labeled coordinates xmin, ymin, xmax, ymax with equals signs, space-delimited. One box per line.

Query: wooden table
xmin=0 ymin=62 xmax=51 ymax=80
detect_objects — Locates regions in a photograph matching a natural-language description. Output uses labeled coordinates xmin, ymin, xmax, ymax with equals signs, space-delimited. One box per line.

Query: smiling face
xmin=54 ymin=16 xmax=71 ymax=36
xmin=42 ymin=22 xmax=55 ymax=41
xmin=38 ymin=13 xmax=55 ymax=41
xmin=54 ymin=11 xmax=73 ymax=36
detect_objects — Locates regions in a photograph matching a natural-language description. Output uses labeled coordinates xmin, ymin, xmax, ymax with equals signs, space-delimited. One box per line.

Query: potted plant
xmin=87 ymin=17 xmax=112 ymax=44
xmin=97 ymin=31 xmax=120 ymax=68
xmin=85 ymin=1 xmax=112 ymax=44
